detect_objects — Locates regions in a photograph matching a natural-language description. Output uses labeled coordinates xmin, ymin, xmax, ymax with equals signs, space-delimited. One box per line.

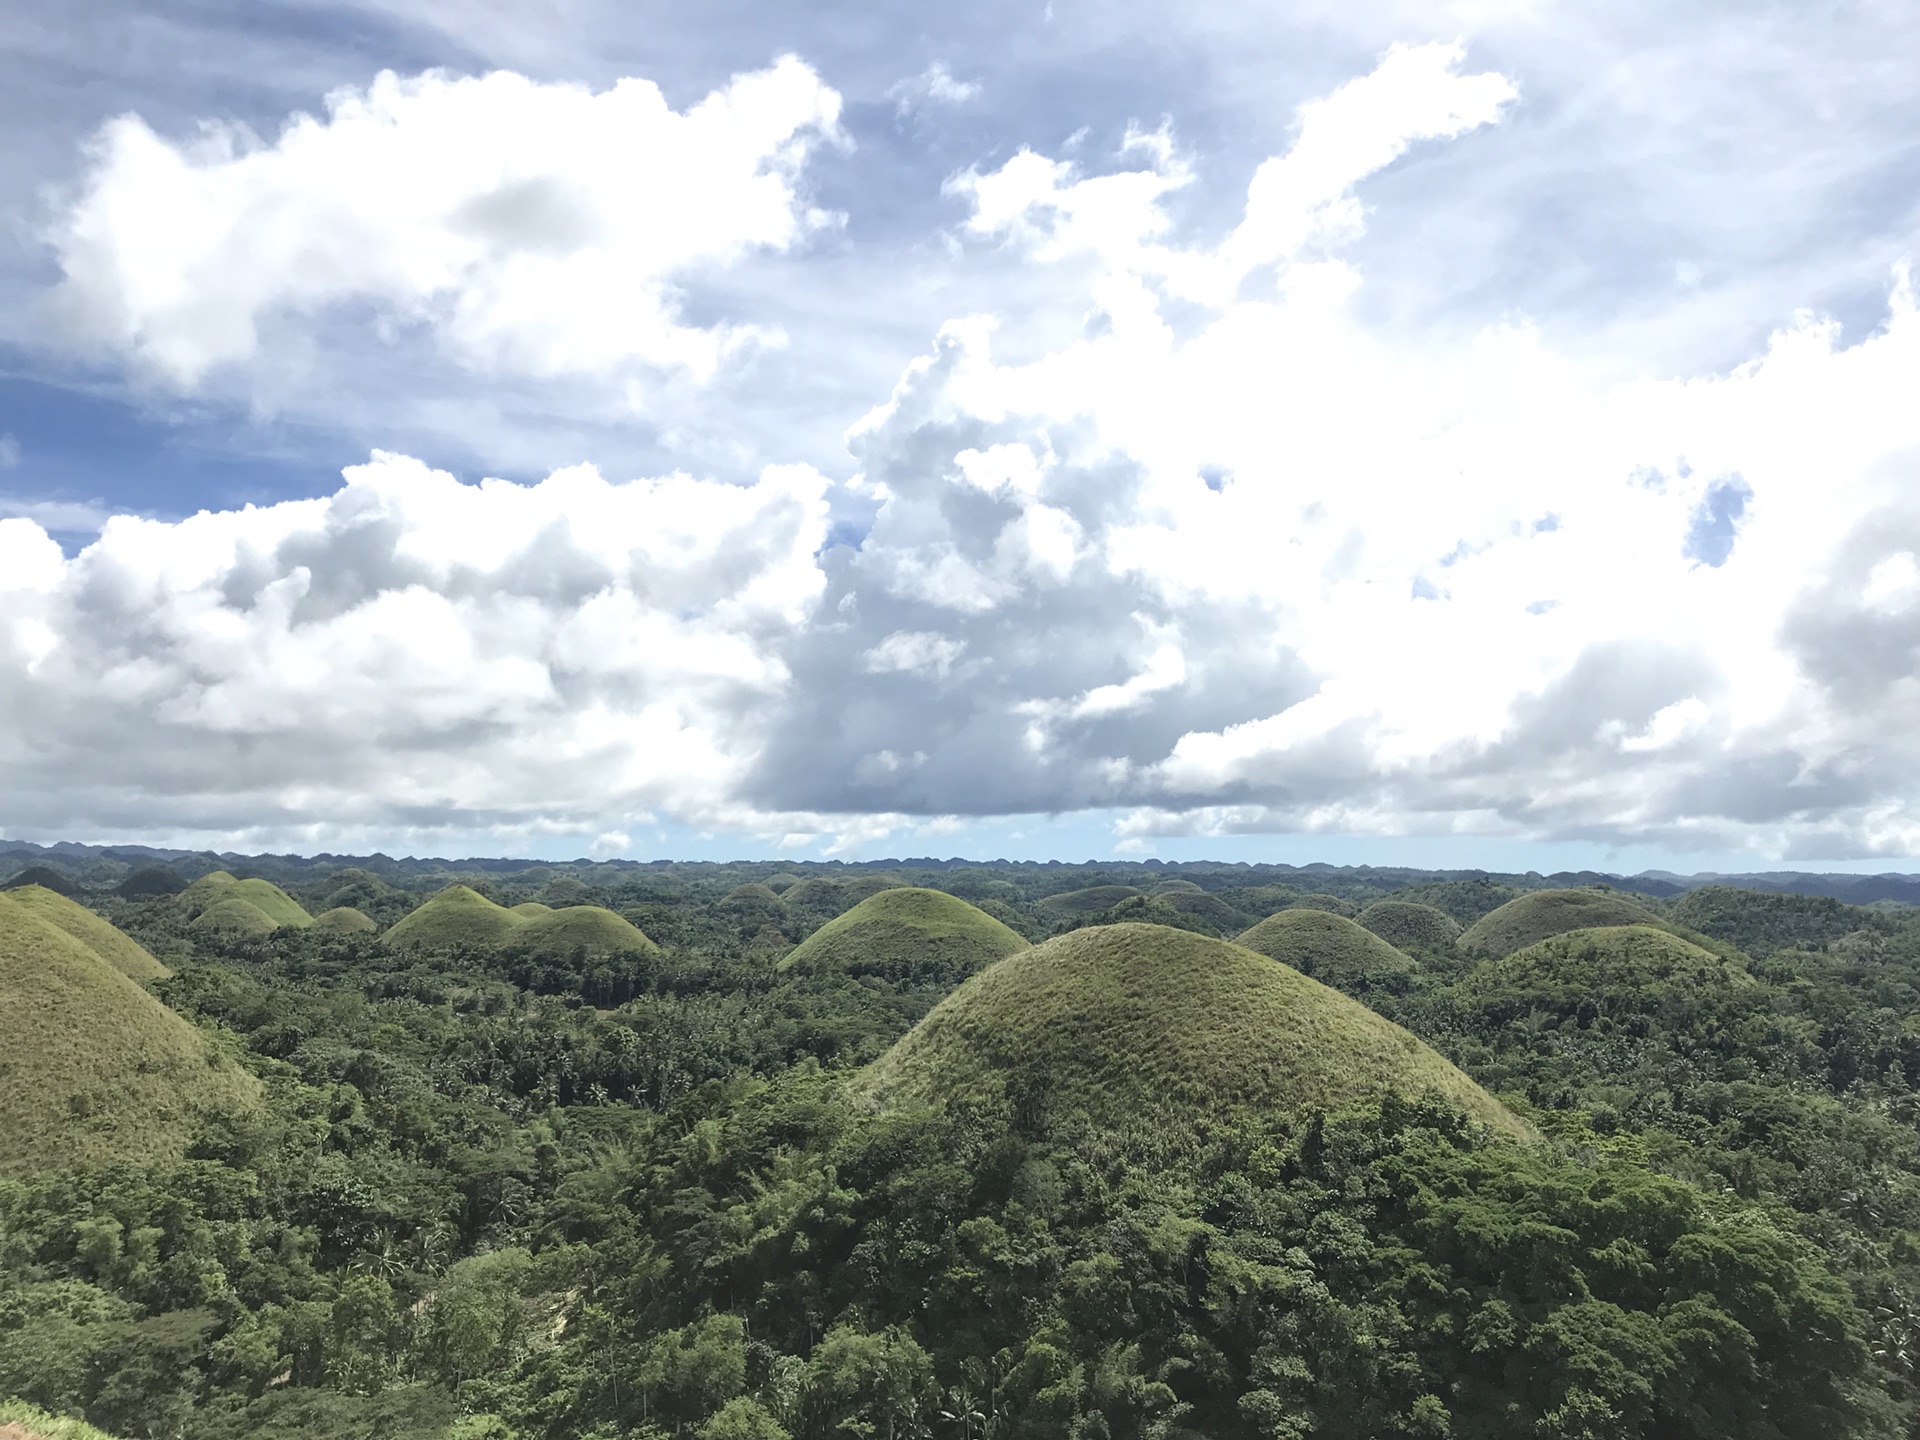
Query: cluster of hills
xmin=1 ymin=849 xmax=1914 ymax=1438
xmin=0 ymin=860 xmax=1775 ymax=1187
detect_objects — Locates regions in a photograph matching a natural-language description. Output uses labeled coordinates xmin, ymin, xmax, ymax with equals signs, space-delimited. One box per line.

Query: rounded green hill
xmin=1236 ymin=908 xmax=1416 ymax=988
xmin=190 ymin=897 xmax=280 ymax=939
xmin=2 ymin=863 xmax=78 ymax=896
xmin=0 ymin=885 xmax=169 ymax=981
xmin=1280 ymin=893 xmax=1357 ymax=917
xmin=175 ymin=871 xmax=311 ymax=928
xmin=1149 ymin=878 xmax=1205 ymax=896
xmin=780 ymin=887 xmax=1028 ymax=980
xmin=859 ymin=924 xmax=1528 ymax=1171
xmin=0 ymin=899 xmax=260 ymax=1175
xmin=1036 ymin=885 xmax=1142 ymax=917
xmin=1466 ymin=925 xmax=1752 ymax=1019
xmin=382 ymin=885 xmax=523 ymax=950
xmin=1357 ymin=900 xmax=1463 ymax=952
xmin=1152 ymin=889 xmax=1248 ymax=931
xmin=1458 ymin=888 xmax=1666 ymax=957
xmin=782 ymin=878 xmax=849 ymax=911
xmin=510 ymin=901 xmax=555 ymax=918
xmin=510 ymin=905 xmax=658 ymax=958
xmin=723 ymin=882 xmax=784 ymax=906
xmin=763 ymin=872 xmax=803 ymax=894
xmin=312 ymin=905 xmax=378 ymax=936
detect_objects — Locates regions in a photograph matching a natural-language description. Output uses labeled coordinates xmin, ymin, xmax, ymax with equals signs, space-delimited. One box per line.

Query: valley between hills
xmin=1 ymin=853 xmax=1916 ymax=1439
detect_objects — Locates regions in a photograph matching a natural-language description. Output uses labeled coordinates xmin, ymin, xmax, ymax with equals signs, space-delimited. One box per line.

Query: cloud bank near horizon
xmin=9 ymin=42 xmax=1920 ymax=861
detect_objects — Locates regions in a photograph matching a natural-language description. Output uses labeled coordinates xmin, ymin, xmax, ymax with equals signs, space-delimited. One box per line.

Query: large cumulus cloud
xmin=0 ymin=455 xmax=830 ymax=845
xmin=44 ymin=57 xmax=843 ymax=390
xmin=11 ymin=43 xmax=1920 ymax=858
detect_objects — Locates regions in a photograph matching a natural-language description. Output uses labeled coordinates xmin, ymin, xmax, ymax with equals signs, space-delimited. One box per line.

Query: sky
xmin=4 ymin=0 xmax=1920 ymax=869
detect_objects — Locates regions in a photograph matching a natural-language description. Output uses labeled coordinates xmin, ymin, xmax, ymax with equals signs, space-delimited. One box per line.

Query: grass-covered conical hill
xmin=1465 ymin=925 xmax=1753 ymax=1021
xmin=859 ymin=924 xmax=1527 ymax=1170
xmin=1457 ymin=888 xmax=1666 ymax=958
xmin=0 ymin=897 xmax=260 ymax=1174
xmin=312 ymin=905 xmax=378 ymax=936
xmin=779 ymin=887 xmax=1028 ymax=980
xmin=382 ymin=884 xmax=523 ymax=951
xmin=190 ymin=897 xmax=280 ymax=939
xmin=1035 ymin=884 xmax=1142 ymax=918
xmin=1357 ymin=899 xmax=1463 ymax=952
xmin=509 ymin=905 xmax=658 ymax=958
xmin=174 ymin=870 xmax=312 ymax=928
xmin=1152 ymin=889 xmax=1251 ymax=931
xmin=1236 ymin=907 xmax=1416 ymax=988
xmin=0 ymin=884 xmax=168 ymax=981
xmin=510 ymin=901 xmax=555 ymax=918
xmin=1148 ymin=878 xmax=1205 ymax=896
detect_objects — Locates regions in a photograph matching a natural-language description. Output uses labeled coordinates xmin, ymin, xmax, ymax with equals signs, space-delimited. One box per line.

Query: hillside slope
xmin=0 ymin=902 xmax=259 ymax=1174
xmin=0 ymin=886 xmax=168 ymax=981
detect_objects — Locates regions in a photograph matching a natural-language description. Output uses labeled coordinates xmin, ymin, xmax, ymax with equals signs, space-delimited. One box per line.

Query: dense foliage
xmin=0 ymin=855 xmax=1915 ymax=1439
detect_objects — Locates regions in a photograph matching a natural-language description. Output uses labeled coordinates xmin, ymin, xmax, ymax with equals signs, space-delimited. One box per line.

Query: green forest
xmin=1 ymin=852 xmax=1917 ymax=1440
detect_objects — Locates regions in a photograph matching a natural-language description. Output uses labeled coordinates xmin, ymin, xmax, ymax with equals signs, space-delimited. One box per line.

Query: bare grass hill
xmin=780 ymin=887 xmax=1027 ymax=980
xmin=0 ymin=897 xmax=259 ymax=1174
xmin=0 ymin=885 xmax=168 ymax=980
xmin=1236 ymin=907 xmax=1417 ymax=990
xmin=175 ymin=871 xmax=311 ymax=929
xmin=1459 ymin=887 xmax=1674 ymax=958
xmin=860 ymin=922 xmax=1528 ymax=1172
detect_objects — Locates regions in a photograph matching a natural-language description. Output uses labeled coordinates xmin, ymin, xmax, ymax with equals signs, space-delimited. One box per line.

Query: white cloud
xmin=0 ymin=434 xmax=18 ymax=469
xmin=889 ymin=62 xmax=981 ymax=114
xmin=43 ymin=57 xmax=843 ymax=390
xmin=0 ymin=452 xmax=834 ymax=840
xmin=861 ymin=630 xmax=968 ymax=679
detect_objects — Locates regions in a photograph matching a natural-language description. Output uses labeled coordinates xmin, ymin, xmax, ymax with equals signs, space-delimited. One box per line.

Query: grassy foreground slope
xmin=780 ymin=887 xmax=1027 ymax=978
xmin=0 ymin=1398 xmax=123 ymax=1440
xmin=382 ymin=885 xmax=523 ymax=950
xmin=0 ymin=886 xmax=167 ymax=980
xmin=861 ymin=923 xmax=1528 ymax=1168
xmin=1235 ymin=907 xmax=1416 ymax=987
xmin=0 ymin=901 xmax=259 ymax=1175
xmin=1458 ymin=887 xmax=1666 ymax=956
